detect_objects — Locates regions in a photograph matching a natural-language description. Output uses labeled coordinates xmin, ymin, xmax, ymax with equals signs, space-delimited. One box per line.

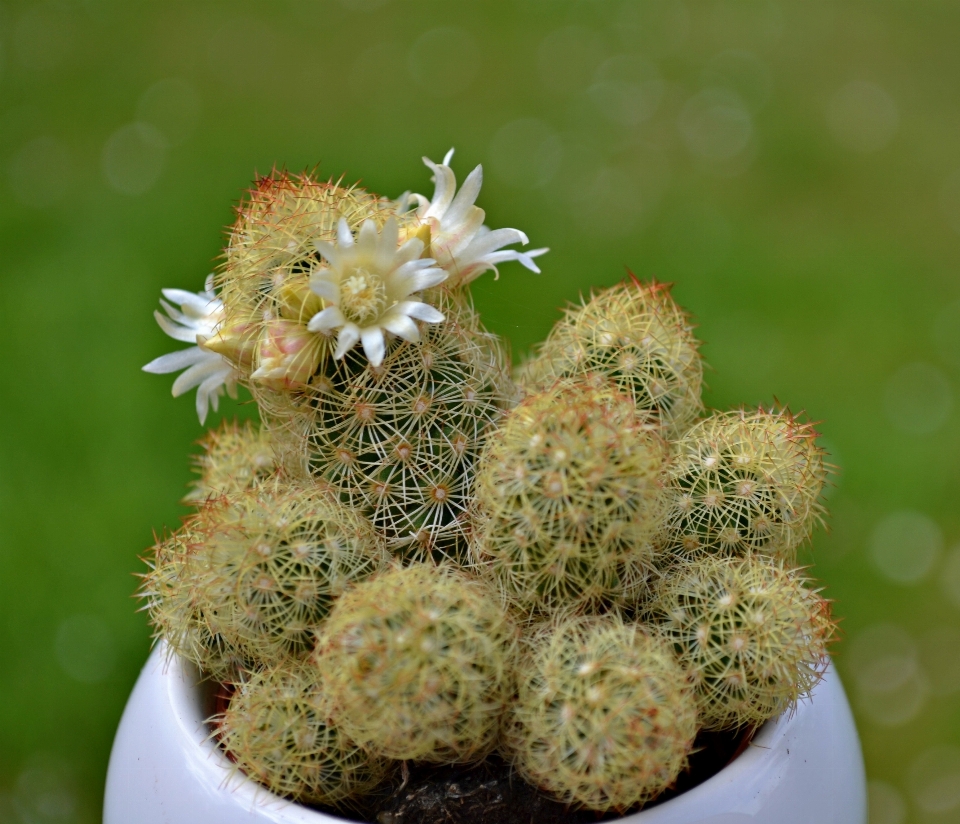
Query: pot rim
xmin=141 ymin=642 xmax=832 ymax=822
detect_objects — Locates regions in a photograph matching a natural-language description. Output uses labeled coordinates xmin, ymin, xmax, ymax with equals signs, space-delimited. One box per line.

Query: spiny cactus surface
xmin=140 ymin=525 xmax=250 ymax=683
xmin=521 ymin=277 xmax=703 ymax=438
xmin=270 ymin=292 xmax=515 ymax=560
xmin=472 ymin=380 xmax=670 ymax=614
xmin=184 ymin=419 xmax=277 ymax=504
xmin=187 ymin=478 xmax=388 ymax=668
xmin=652 ymin=553 xmax=834 ymax=729
xmin=218 ymin=658 xmax=391 ymax=805
xmin=505 ymin=614 xmax=697 ymax=812
xmin=663 ymin=407 xmax=828 ymax=563
xmin=316 ymin=563 xmax=518 ymax=763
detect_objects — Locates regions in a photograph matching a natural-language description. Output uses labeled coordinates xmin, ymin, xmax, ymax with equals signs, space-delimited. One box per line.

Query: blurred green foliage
xmin=1 ymin=0 xmax=959 ymax=821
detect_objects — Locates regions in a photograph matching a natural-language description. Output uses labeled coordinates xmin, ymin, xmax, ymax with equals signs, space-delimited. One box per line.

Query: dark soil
xmin=312 ymin=726 xmax=755 ymax=824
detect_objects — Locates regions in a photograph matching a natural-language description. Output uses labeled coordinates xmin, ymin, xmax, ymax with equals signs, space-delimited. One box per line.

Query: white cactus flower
xmin=410 ymin=148 xmax=548 ymax=287
xmin=307 ymin=217 xmax=448 ymax=367
xmin=142 ymin=275 xmax=238 ymax=424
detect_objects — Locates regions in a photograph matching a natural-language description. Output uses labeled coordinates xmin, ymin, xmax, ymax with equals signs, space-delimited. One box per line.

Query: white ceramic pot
xmin=104 ymin=643 xmax=867 ymax=824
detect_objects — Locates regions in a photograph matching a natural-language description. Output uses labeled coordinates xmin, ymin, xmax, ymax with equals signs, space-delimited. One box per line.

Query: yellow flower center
xmin=340 ymin=267 xmax=388 ymax=325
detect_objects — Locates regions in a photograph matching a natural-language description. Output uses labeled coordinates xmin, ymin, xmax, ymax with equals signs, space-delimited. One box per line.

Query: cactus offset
xmin=188 ymin=478 xmax=388 ymax=668
xmin=140 ymin=525 xmax=250 ymax=683
xmin=651 ymin=553 xmax=834 ymax=729
xmin=184 ymin=419 xmax=277 ymax=504
xmin=316 ymin=563 xmax=518 ymax=763
xmin=505 ymin=614 xmax=697 ymax=812
xmin=472 ymin=380 xmax=670 ymax=614
xmin=217 ymin=658 xmax=391 ymax=805
xmin=663 ymin=406 xmax=828 ymax=564
xmin=521 ymin=277 xmax=703 ymax=438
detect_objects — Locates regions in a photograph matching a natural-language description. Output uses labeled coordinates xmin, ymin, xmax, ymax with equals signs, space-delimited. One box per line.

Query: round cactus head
xmin=140 ymin=524 xmax=250 ymax=683
xmin=520 ymin=277 xmax=703 ymax=438
xmin=652 ymin=552 xmax=834 ymax=729
xmin=184 ymin=419 xmax=277 ymax=504
xmin=505 ymin=613 xmax=697 ymax=812
xmin=217 ymin=658 xmax=391 ymax=805
xmin=203 ymin=172 xmax=399 ymax=381
xmin=316 ymin=563 xmax=518 ymax=764
xmin=472 ymin=380 xmax=670 ymax=614
xmin=267 ymin=291 xmax=515 ymax=560
xmin=188 ymin=477 xmax=388 ymax=668
xmin=664 ymin=406 xmax=828 ymax=563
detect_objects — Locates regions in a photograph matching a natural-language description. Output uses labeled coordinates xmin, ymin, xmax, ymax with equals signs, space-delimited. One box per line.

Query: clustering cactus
xmin=317 ymin=563 xmax=517 ymax=763
xmin=141 ymin=525 xmax=251 ymax=683
xmin=217 ymin=658 xmax=391 ymax=805
xmin=139 ymin=150 xmax=836 ymax=817
xmin=272 ymin=291 xmax=515 ymax=560
xmin=472 ymin=380 xmax=669 ymax=613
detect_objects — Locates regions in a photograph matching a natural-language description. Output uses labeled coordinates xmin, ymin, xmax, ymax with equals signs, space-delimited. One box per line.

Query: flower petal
xmin=336 ymin=217 xmax=354 ymax=248
xmin=421 ymin=157 xmax=456 ymax=218
xmin=309 ymin=271 xmax=340 ymax=303
xmin=396 ymin=301 xmax=445 ymax=324
xmin=334 ymin=324 xmax=361 ymax=359
xmin=360 ymin=327 xmax=386 ymax=367
xmin=143 ymin=347 xmax=209 ymax=374
xmin=443 ymin=164 xmax=483 ymax=228
xmin=382 ymin=313 xmax=421 ymax=343
xmin=307 ymin=306 xmax=345 ymax=333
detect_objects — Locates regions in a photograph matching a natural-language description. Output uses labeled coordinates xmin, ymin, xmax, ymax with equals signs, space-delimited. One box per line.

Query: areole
xmin=104 ymin=644 xmax=868 ymax=824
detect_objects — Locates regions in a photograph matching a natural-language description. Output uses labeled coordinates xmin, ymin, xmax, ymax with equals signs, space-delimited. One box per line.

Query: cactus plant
xmin=217 ymin=657 xmax=391 ymax=805
xmin=504 ymin=613 xmax=697 ymax=812
xmin=663 ymin=407 xmax=828 ymax=564
xmin=184 ymin=419 xmax=277 ymax=503
xmin=472 ymin=379 xmax=670 ymax=614
xmin=651 ymin=553 xmax=834 ymax=729
xmin=143 ymin=477 xmax=388 ymax=678
xmin=135 ymin=150 xmax=846 ymax=817
xmin=520 ymin=277 xmax=703 ymax=438
xmin=316 ymin=563 xmax=518 ymax=764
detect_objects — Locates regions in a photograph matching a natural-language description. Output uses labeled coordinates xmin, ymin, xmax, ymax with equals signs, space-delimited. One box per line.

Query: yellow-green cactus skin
xmin=316 ymin=563 xmax=518 ymax=763
xmin=184 ymin=419 xmax=277 ymax=504
xmin=663 ymin=407 xmax=828 ymax=564
xmin=472 ymin=380 xmax=670 ymax=614
xmin=217 ymin=658 xmax=391 ymax=805
xmin=520 ymin=277 xmax=704 ymax=438
xmin=651 ymin=553 xmax=834 ymax=729
xmin=271 ymin=291 xmax=516 ymax=560
xmin=505 ymin=614 xmax=697 ymax=812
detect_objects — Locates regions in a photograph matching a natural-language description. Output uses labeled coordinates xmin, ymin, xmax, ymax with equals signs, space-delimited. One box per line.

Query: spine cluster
xmin=472 ymin=380 xmax=669 ymax=613
xmin=140 ymin=153 xmax=836 ymax=815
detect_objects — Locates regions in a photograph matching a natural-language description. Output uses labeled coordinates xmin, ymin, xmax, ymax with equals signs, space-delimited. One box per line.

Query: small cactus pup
xmin=663 ymin=406 xmax=828 ymax=564
xmin=183 ymin=419 xmax=277 ymax=504
xmin=651 ymin=553 xmax=834 ymax=730
xmin=472 ymin=379 xmax=670 ymax=615
xmin=184 ymin=477 xmax=389 ymax=670
xmin=316 ymin=563 xmax=519 ymax=764
xmin=217 ymin=657 xmax=391 ymax=806
xmin=520 ymin=276 xmax=704 ymax=438
xmin=505 ymin=614 xmax=697 ymax=813
xmin=140 ymin=525 xmax=250 ymax=683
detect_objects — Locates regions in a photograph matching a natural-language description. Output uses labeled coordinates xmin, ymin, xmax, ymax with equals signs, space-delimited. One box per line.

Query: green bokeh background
xmin=2 ymin=1 xmax=959 ymax=821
